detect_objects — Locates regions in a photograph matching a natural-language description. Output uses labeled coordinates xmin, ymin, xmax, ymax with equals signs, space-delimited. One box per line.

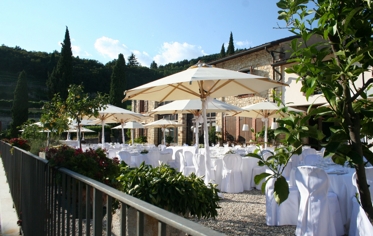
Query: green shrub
xmin=117 ymin=163 xmax=220 ymax=219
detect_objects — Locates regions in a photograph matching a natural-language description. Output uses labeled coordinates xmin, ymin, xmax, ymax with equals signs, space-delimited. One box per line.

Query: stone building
xmin=131 ymin=35 xmax=316 ymax=146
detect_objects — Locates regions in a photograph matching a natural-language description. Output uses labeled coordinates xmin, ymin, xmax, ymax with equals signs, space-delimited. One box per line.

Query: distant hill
xmin=0 ymin=45 xmax=221 ymax=130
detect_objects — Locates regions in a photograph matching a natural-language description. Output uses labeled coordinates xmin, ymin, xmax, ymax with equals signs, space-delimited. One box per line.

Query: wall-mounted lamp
xmin=271 ymin=122 xmax=278 ymax=130
xmin=242 ymin=124 xmax=249 ymax=131
xmin=215 ymin=125 xmax=221 ymax=132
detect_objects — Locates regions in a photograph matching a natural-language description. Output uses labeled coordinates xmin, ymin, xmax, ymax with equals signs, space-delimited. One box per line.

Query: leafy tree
xmin=275 ymin=0 xmax=373 ymax=219
xmin=10 ymin=71 xmax=29 ymax=137
xmin=150 ymin=61 xmax=158 ymax=69
xmin=46 ymin=27 xmax=73 ymax=100
xmin=220 ymin=43 xmax=226 ymax=58
xmin=41 ymin=84 xmax=108 ymax=148
xmin=226 ymin=32 xmax=235 ymax=55
xmin=127 ymin=53 xmax=141 ymax=67
xmin=109 ymin=54 xmax=126 ymax=107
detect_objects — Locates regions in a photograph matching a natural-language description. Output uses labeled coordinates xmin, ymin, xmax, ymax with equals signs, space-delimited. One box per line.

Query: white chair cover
xmin=117 ymin=150 xmax=135 ymax=167
xmin=349 ymin=167 xmax=373 ymax=235
xmin=108 ymin=149 xmax=119 ymax=159
xmin=295 ymin=166 xmax=344 ymax=236
xmin=302 ymin=154 xmax=322 ymax=166
xmin=194 ymin=153 xmax=205 ymax=177
xmin=302 ymin=147 xmax=317 ymax=159
xmin=349 ymin=198 xmax=373 ymax=236
xmin=221 ymin=154 xmax=243 ymax=193
xmin=181 ymin=150 xmax=196 ymax=176
xmin=265 ymin=178 xmax=299 ymax=226
xmin=290 ymin=154 xmax=302 ymax=168
xmin=167 ymin=149 xmax=182 ymax=171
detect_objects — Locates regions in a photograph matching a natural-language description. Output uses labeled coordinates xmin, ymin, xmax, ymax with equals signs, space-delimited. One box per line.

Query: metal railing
xmin=0 ymin=141 xmax=225 ymax=236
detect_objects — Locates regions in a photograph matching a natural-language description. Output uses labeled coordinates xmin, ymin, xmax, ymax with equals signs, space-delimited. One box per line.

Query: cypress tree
xmin=109 ymin=54 xmax=126 ymax=107
xmin=10 ymin=71 xmax=29 ymax=137
xmin=150 ymin=61 xmax=158 ymax=69
xmin=220 ymin=43 xmax=226 ymax=58
xmin=127 ymin=53 xmax=141 ymax=67
xmin=226 ymin=32 xmax=235 ymax=56
xmin=46 ymin=27 xmax=73 ymax=99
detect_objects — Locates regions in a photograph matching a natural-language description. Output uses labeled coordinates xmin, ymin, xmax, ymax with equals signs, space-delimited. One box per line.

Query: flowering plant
xmin=46 ymin=145 xmax=120 ymax=189
xmin=8 ymin=138 xmax=31 ymax=154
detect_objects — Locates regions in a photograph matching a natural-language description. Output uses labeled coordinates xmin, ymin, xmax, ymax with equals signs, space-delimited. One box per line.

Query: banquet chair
xmin=194 ymin=154 xmax=205 ymax=177
xmin=302 ymin=154 xmax=322 ymax=166
xmin=181 ymin=150 xmax=196 ymax=176
xmin=295 ymin=166 xmax=344 ymax=236
xmin=265 ymin=177 xmax=299 ymax=226
xmin=221 ymin=154 xmax=244 ymax=193
xmin=117 ymin=150 xmax=136 ymax=167
xmin=290 ymin=154 xmax=302 ymax=168
xmin=108 ymin=149 xmax=118 ymax=159
xmin=349 ymin=167 xmax=373 ymax=235
xmin=301 ymin=147 xmax=317 ymax=159
xmin=167 ymin=149 xmax=182 ymax=171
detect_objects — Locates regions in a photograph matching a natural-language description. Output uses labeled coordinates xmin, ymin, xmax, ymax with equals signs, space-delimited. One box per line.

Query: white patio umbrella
xmin=112 ymin=121 xmax=145 ymax=145
xmin=122 ymin=62 xmax=287 ymax=184
xmin=64 ymin=125 xmax=95 ymax=141
xmin=84 ymin=104 xmax=145 ymax=148
xmin=143 ymin=119 xmax=182 ymax=145
xmin=229 ymin=101 xmax=304 ymax=149
xmin=149 ymin=99 xmax=243 ymax=146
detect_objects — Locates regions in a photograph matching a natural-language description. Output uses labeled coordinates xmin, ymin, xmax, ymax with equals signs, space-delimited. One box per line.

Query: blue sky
xmin=1 ymin=0 xmax=294 ymax=67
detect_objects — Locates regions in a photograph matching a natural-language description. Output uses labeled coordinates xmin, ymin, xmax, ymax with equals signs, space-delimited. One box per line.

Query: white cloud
xmin=153 ymin=42 xmax=206 ymax=66
xmin=94 ymin=36 xmax=131 ymax=60
xmin=71 ymin=45 xmax=81 ymax=57
xmin=235 ymin=40 xmax=252 ymax=49
xmin=132 ymin=50 xmax=153 ymax=67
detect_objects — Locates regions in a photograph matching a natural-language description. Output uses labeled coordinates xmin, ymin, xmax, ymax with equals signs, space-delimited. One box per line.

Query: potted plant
xmin=165 ymin=135 xmax=173 ymax=146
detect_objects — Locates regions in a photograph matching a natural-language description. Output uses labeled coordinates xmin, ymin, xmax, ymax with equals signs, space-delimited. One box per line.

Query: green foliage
xmin=109 ymin=54 xmax=126 ymax=107
xmin=226 ymin=32 xmax=235 ymax=56
xmin=117 ymin=163 xmax=220 ymax=219
xmin=10 ymin=71 xmax=29 ymax=138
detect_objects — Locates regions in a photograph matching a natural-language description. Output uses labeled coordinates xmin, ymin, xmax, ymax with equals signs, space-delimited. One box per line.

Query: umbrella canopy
xmin=122 ymin=62 xmax=287 ymax=184
xmin=112 ymin=121 xmax=145 ymax=145
xmin=84 ymin=104 xmax=145 ymax=147
xmin=149 ymin=98 xmax=243 ymax=146
xmin=143 ymin=119 xmax=182 ymax=145
xmin=229 ymin=101 xmax=305 ymax=149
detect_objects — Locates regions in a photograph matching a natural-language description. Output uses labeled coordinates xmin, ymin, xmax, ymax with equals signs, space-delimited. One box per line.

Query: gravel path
xmin=190 ymin=190 xmax=296 ymax=236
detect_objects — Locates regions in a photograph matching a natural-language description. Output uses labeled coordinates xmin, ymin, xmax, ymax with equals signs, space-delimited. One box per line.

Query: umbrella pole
xmin=131 ymin=129 xmax=134 ymax=145
xmin=121 ymin=124 xmax=125 ymax=144
xmin=162 ymin=127 xmax=166 ymax=145
xmin=195 ymin=120 xmax=199 ymax=147
xmin=101 ymin=120 xmax=105 ymax=149
xmin=263 ymin=117 xmax=268 ymax=149
xmin=202 ymin=98 xmax=212 ymax=185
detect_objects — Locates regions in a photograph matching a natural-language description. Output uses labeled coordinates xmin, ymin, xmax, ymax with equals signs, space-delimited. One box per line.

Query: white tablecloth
xmin=327 ymin=168 xmax=355 ymax=226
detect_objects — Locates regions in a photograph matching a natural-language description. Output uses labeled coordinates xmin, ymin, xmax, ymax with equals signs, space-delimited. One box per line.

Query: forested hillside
xmin=0 ymin=44 xmax=220 ymax=129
